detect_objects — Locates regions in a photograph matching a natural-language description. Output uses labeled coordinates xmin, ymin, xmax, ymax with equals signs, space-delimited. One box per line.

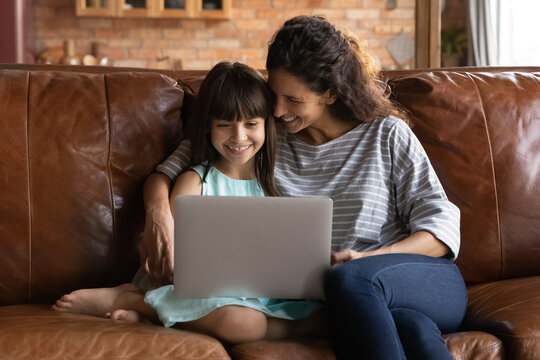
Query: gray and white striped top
xmin=157 ymin=116 xmax=460 ymax=260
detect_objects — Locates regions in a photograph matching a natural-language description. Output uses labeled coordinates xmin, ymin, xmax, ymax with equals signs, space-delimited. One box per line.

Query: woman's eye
xmin=287 ymin=98 xmax=301 ymax=104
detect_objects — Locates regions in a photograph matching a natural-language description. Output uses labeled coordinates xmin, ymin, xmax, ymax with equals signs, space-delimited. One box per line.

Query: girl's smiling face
xmin=268 ymin=68 xmax=336 ymax=135
xmin=211 ymin=117 xmax=266 ymax=179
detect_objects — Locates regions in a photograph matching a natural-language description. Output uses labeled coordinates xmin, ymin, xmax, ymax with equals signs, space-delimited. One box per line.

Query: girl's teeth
xmin=228 ymin=145 xmax=249 ymax=151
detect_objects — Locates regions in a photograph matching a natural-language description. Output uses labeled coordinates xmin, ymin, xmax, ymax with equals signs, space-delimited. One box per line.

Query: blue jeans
xmin=324 ymin=254 xmax=467 ymax=360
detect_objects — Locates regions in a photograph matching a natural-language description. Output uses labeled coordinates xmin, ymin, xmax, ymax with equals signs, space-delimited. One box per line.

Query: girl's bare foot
xmin=52 ymin=283 xmax=141 ymax=318
xmin=107 ymin=309 xmax=142 ymax=322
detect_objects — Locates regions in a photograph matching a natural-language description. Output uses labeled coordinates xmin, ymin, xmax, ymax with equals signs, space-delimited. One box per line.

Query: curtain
xmin=466 ymin=0 xmax=498 ymax=66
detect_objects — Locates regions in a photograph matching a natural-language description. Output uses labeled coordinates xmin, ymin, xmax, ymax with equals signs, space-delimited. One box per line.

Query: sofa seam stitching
xmin=104 ymin=74 xmax=116 ymax=258
xmin=465 ymin=73 xmax=502 ymax=280
xmin=26 ymin=71 xmax=32 ymax=303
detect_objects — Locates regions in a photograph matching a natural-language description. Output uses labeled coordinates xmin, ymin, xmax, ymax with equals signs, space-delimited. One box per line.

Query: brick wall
xmin=442 ymin=0 xmax=467 ymax=29
xmin=33 ymin=0 xmax=416 ymax=70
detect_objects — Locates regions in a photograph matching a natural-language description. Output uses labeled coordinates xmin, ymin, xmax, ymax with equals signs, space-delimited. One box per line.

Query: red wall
xmin=0 ymin=1 xmax=17 ymax=62
xmin=0 ymin=0 xmax=33 ymax=63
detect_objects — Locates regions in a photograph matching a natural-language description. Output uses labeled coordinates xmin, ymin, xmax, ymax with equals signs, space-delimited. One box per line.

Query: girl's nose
xmin=232 ymin=124 xmax=247 ymax=140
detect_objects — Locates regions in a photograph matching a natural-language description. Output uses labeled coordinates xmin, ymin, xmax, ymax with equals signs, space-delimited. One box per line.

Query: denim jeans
xmin=324 ymin=253 xmax=467 ymax=360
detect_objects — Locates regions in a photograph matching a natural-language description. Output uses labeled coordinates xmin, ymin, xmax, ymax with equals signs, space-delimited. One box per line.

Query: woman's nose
xmin=274 ymin=98 xmax=286 ymax=118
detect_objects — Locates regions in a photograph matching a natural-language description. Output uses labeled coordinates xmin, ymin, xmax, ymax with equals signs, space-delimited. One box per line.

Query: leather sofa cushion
xmin=0 ymin=305 xmax=230 ymax=360
xmin=0 ymin=70 xmax=184 ymax=305
xmin=464 ymin=276 xmax=540 ymax=360
xmin=228 ymin=332 xmax=503 ymax=360
xmin=229 ymin=339 xmax=335 ymax=360
xmin=389 ymin=70 xmax=540 ymax=284
xmin=444 ymin=331 xmax=504 ymax=360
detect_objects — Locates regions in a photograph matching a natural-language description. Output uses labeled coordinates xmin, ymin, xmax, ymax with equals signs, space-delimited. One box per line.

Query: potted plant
xmin=441 ymin=27 xmax=468 ymax=67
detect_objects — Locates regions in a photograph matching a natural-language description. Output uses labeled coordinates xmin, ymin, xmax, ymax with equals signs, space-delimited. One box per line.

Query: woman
xmin=142 ymin=15 xmax=467 ymax=360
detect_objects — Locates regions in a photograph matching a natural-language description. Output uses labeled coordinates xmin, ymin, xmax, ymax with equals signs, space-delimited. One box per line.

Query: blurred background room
xmin=1 ymin=0 xmax=538 ymax=70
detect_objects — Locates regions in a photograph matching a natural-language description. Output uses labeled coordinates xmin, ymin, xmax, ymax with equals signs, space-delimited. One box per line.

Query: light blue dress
xmin=141 ymin=164 xmax=322 ymax=327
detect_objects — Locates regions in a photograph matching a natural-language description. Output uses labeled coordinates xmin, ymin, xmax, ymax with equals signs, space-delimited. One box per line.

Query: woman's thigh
xmin=327 ymin=253 xmax=467 ymax=332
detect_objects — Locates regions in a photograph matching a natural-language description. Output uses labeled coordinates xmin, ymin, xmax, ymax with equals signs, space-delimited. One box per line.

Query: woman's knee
xmin=392 ymin=308 xmax=441 ymax=337
xmin=324 ymin=260 xmax=375 ymax=300
xmin=211 ymin=306 xmax=267 ymax=343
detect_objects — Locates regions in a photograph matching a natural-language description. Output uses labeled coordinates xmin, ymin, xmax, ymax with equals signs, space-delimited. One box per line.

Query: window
xmin=496 ymin=0 xmax=540 ymax=65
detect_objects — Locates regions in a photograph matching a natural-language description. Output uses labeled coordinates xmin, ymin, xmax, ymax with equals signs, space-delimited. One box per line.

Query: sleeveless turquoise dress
xmin=141 ymin=164 xmax=322 ymax=327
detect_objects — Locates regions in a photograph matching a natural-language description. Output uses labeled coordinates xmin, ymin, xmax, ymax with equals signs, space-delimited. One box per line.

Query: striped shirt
xmin=157 ymin=116 xmax=460 ymax=260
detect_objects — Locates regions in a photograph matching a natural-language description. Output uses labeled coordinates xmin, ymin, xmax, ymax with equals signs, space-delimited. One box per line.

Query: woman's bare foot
xmin=107 ymin=309 xmax=142 ymax=322
xmin=52 ymin=283 xmax=141 ymax=318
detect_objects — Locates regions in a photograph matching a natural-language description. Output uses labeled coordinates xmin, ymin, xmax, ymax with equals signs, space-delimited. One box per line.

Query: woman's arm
xmin=139 ymin=170 xmax=201 ymax=286
xmin=140 ymin=173 xmax=175 ymax=286
xmin=331 ymin=230 xmax=450 ymax=265
xmin=140 ymin=140 xmax=192 ymax=286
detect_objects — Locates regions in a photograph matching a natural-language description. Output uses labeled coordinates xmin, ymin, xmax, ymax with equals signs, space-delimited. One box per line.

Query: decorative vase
xmin=60 ymin=40 xmax=80 ymax=65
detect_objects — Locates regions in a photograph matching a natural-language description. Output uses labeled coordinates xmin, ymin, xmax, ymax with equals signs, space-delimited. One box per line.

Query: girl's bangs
xmin=209 ymin=76 xmax=270 ymax=122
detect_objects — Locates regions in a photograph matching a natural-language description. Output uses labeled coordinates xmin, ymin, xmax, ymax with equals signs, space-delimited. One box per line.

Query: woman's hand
xmin=140 ymin=173 xmax=175 ymax=286
xmin=330 ymin=231 xmax=450 ymax=266
xmin=331 ymin=249 xmax=369 ymax=265
xmin=140 ymin=200 xmax=175 ymax=286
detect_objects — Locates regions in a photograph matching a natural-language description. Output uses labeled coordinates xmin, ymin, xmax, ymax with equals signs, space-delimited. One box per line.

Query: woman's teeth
xmin=282 ymin=116 xmax=296 ymax=122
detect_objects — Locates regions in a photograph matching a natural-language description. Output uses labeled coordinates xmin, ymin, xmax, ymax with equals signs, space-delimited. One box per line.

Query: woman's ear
xmin=321 ymin=89 xmax=337 ymax=105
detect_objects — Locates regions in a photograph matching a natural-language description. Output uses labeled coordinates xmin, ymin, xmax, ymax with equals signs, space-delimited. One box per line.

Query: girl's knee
xmin=213 ymin=306 xmax=267 ymax=343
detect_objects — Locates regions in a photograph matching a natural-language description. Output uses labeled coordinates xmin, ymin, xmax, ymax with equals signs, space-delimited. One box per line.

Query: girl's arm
xmin=169 ymin=170 xmax=203 ymax=215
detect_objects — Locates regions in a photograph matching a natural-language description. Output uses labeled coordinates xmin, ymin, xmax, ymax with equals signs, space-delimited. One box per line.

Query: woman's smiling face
xmin=268 ymin=68 xmax=335 ymax=134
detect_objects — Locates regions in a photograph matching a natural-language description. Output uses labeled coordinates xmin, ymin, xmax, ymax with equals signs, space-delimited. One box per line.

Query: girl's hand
xmin=331 ymin=249 xmax=369 ymax=265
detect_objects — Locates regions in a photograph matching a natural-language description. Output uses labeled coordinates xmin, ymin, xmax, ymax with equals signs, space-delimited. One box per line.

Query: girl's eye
xmin=216 ymin=123 xmax=230 ymax=127
xmin=246 ymin=122 xmax=259 ymax=127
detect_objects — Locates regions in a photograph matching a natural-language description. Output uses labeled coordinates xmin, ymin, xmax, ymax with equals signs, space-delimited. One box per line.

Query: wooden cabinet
xmin=117 ymin=0 xmax=153 ymax=18
xmin=76 ymin=0 xmax=230 ymax=19
xmin=193 ymin=0 xmax=230 ymax=19
xmin=76 ymin=0 xmax=116 ymax=16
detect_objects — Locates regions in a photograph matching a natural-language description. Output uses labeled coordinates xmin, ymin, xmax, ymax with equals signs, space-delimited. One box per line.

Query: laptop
xmin=173 ymin=195 xmax=333 ymax=300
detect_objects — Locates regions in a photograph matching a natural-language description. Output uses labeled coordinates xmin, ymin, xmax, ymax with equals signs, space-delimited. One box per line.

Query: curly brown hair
xmin=266 ymin=15 xmax=408 ymax=124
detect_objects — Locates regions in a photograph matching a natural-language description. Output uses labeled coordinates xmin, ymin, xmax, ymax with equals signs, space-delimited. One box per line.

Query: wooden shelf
xmin=76 ymin=0 xmax=231 ymax=19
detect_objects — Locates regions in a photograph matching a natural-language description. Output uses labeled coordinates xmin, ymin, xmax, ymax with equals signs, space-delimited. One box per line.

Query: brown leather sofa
xmin=1 ymin=64 xmax=539 ymax=360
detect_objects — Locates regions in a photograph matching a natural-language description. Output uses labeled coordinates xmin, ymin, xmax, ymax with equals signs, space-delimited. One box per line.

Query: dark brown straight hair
xmin=190 ymin=61 xmax=281 ymax=197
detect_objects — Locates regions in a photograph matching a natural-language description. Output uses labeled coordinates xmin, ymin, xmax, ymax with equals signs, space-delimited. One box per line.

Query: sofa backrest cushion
xmin=389 ymin=70 xmax=540 ymax=284
xmin=0 ymin=69 xmax=184 ymax=305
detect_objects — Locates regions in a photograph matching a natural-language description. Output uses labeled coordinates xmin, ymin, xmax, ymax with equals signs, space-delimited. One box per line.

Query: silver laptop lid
xmin=173 ymin=195 xmax=333 ymax=300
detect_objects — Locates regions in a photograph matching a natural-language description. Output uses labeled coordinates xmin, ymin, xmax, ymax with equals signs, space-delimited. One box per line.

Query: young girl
xmin=53 ymin=61 xmax=324 ymax=343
